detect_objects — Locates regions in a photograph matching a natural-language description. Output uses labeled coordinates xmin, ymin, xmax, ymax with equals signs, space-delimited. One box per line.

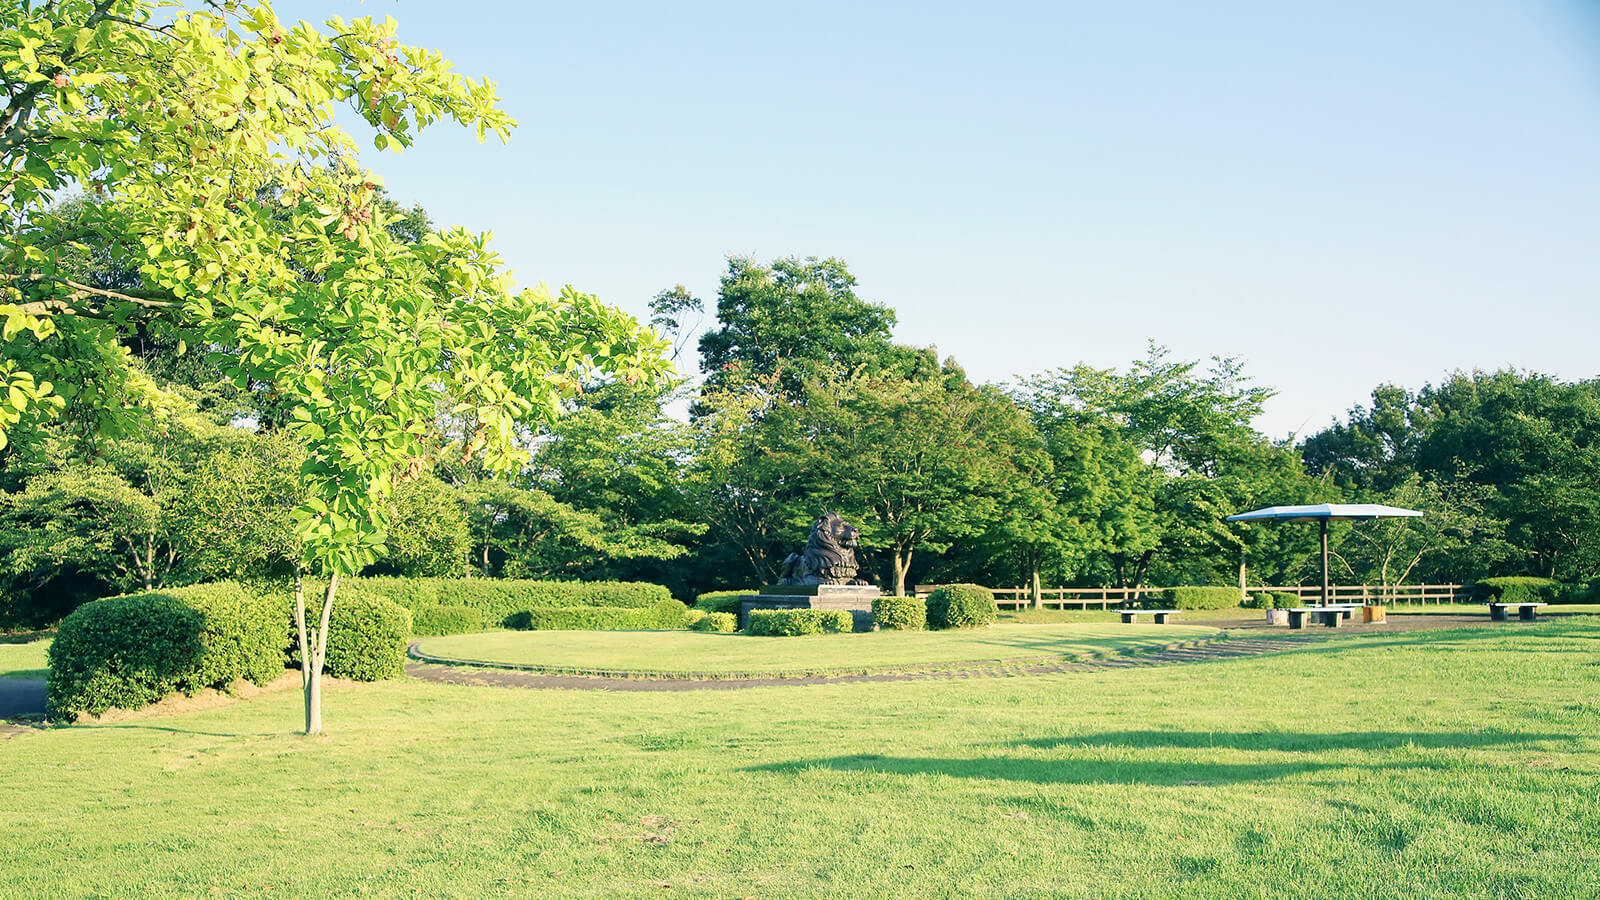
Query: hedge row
xmin=504 ymin=599 xmax=690 ymax=631
xmin=1161 ymin=586 xmax=1242 ymax=610
xmin=48 ymin=583 xmax=289 ymax=721
xmin=872 ymin=596 xmax=926 ymax=630
xmin=339 ymin=577 xmax=673 ymax=623
xmin=925 ymin=584 xmax=997 ymax=629
xmin=409 ymin=604 xmax=486 ymax=637
xmin=746 ymin=609 xmax=853 ymax=636
xmin=1472 ymin=577 xmax=1571 ymax=605
xmin=690 ymin=611 xmax=738 ymax=633
xmin=693 ymin=590 xmax=751 ymax=615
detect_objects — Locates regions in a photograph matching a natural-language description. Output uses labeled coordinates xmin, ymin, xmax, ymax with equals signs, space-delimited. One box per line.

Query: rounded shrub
xmin=322 ymin=594 xmax=412 ymax=681
xmin=691 ymin=611 xmax=738 ymax=633
xmin=46 ymin=583 xmax=291 ymax=721
xmin=746 ymin=609 xmax=853 ymax=636
xmin=409 ymin=604 xmax=486 ymax=637
xmin=872 ymin=596 xmax=926 ymax=631
xmin=1249 ymin=591 xmax=1300 ymax=610
xmin=925 ymin=585 xmax=997 ymax=629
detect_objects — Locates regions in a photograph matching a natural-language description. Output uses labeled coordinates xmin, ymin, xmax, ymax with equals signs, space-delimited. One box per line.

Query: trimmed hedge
xmin=746 ymin=608 xmax=853 ymax=636
xmin=505 ymin=599 xmax=690 ymax=631
xmin=872 ymin=596 xmax=927 ymax=631
xmin=1473 ymin=577 xmax=1570 ymax=605
xmin=691 ymin=611 xmax=738 ymax=633
xmin=47 ymin=583 xmax=290 ymax=721
xmin=694 ymin=590 xmax=753 ymax=615
xmin=338 ymin=577 xmax=673 ymax=624
xmin=409 ymin=604 xmax=486 ymax=637
xmin=1249 ymin=591 xmax=1300 ymax=610
xmin=925 ymin=585 xmax=997 ymax=629
xmin=321 ymin=593 xmax=412 ymax=681
xmin=1161 ymin=586 xmax=1242 ymax=610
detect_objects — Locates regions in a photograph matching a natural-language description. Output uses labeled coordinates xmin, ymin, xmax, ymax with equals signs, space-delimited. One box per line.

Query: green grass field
xmin=415 ymin=623 xmax=1221 ymax=675
xmin=0 ymin=634 xmax=50 ymax=679
xmin=4 ymin=620 xmax=1599 ymax=898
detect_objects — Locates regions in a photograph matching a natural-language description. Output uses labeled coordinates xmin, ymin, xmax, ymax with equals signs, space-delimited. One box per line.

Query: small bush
xmin=1161 ymin=586 xmax=1241 ymax=610
xmin=321 ymin=594 xmax=412 ymax=681
xmin=694 ymin=590 xmax=753 ymax=615
xmin=872 ymin=596 xmax=926 ymax=630
xmin=47 ymin=583 xmax=291 ymax=721
xmin=409 ymin=604 xmax=486 ymax=637
xmin=691 ymin=611 xmax=738 ymax=633
xmin=925 ymin=585 xmax=997 ymax=629
xmin=746 ymin=608 xmax=853 ymax=636
xmin=504 ymin=599 xmax=691 ymax=631
xmin=1473 ymin=577 xmax=1570 ymax=605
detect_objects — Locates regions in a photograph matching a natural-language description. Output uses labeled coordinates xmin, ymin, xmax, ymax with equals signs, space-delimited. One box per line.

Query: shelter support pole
xmin=1320 ymin=519 xmax=1330 ymax=607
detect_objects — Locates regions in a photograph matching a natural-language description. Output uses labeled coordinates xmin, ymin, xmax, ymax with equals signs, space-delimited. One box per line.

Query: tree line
xmin=6 ymin=246 xmax=1597 ymax=623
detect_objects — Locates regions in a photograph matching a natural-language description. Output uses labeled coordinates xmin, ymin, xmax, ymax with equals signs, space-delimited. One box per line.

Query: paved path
xmin=0 ymin=679 xmax=46 ymax=736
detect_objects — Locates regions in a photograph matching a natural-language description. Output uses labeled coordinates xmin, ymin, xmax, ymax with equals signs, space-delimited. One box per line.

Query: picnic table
xmin=1118 ymin=609 xmax=1181 ymax=624
xmin=1486 ymin=602 xmax=1547 ymax=622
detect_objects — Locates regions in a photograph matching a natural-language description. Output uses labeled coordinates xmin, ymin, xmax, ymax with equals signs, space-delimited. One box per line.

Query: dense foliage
xmin=1471 ymin=577 xmax=1569 ymax=606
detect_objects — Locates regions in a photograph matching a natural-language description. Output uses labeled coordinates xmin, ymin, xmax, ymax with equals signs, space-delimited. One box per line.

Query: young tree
xmin=1 ymin=1 xmax=668 ymax=733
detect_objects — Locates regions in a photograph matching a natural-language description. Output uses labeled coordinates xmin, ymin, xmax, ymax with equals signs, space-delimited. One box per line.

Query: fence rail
xmin=912 ymin=583 xmax=1472 ymax=610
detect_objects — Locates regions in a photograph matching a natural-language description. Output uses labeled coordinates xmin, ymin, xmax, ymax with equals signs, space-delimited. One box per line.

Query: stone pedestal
xmin=739 ymin=584 xmax=881 ymax=632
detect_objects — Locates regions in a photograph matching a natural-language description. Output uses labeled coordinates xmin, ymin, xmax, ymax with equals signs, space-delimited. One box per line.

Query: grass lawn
xmin=4 ymin=620 xmax=1599 ymax=898
xmin=1386 ymin=603 xmax=1600 ymax=617
xmin=0 ymin=634 xmax=50 ymax=679
xmin=414 ymin=623 xmax=1221 ymax=676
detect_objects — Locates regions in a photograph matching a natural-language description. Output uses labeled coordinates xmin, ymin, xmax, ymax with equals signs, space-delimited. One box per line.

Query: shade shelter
xmin=1224 ymin=504 xmax=1424 ymax=607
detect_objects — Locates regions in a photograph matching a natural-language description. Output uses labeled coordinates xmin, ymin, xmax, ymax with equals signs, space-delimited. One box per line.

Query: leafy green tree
xmin=365 ymin=474 xmax=470 ymax=578
xmin=1 ymin=1 xmax=667 ymax=733
xmin=696 ymin=256 xmax=934 ymax=401
xmin=784 ymin=364 xmax=1032 ymax=596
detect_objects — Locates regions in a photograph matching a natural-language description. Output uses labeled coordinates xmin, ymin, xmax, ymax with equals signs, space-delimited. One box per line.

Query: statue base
xmin=739 ymin=584 xmax=882 ymax=632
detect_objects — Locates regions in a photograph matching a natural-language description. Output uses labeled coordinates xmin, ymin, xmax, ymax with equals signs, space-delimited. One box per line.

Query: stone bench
xmin=1487 ymin=602 xmax=1547 ymax=622
xmin=1286 ymin=607 xmax=1349 ymax=629
xmin=1119 ymin=609 xmax=1181 ymax=624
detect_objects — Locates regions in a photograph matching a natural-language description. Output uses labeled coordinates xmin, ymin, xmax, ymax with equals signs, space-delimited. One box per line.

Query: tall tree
xmin=1 ymin=1 xmax=668 ymax=733
xmin=696 ymin=256 xmax=934 ymax=401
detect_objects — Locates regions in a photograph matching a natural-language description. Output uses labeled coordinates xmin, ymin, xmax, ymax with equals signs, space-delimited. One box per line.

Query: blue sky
xmin=276 ymin=0 xmax=1600 ymax=438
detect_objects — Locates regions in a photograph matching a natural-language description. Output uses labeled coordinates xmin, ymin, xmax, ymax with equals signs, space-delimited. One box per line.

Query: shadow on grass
xmin=1006 ymin=729 xmax=1567 ymax=753
xmin=749 ymin=728 xmax=1564 ymax=787
xmin=80 ymin=724 xmax=282 ymax=738
xmin=748 ymin=752 xmax=1328 ymax=786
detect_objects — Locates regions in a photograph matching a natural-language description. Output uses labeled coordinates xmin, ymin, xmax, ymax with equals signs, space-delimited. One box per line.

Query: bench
xmin=1119 ymin=609 xmax=1181 ymax=624
xmin=1487 ymin=602 xmax=1547 ymax=622
xmin=1286 ymin=607 xmax=1348 ymax=629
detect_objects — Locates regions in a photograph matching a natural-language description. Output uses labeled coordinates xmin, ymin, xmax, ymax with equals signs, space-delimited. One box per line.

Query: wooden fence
xmin=912 ymin=583 xmax=1472 ymax=610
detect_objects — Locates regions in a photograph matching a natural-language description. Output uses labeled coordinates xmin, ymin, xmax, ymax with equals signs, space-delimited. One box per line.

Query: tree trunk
xmin=891 ymin=548 xmax=912 ymax=597
xmin=1030 ymin=567 xmax=1042 ymax=608
xmin=297 ymin=571 xmax=340 ymax=736
xmin=1238 ymin=554 xmax=1247 ymax=603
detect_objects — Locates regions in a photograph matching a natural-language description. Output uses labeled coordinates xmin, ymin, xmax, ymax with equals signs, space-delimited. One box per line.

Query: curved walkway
xmin=403 ymin=634 xmax=1328 ymax=692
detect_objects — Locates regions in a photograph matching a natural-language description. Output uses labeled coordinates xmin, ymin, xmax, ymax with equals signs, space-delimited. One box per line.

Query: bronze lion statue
xmin=778 ymin=511 xmax=871 ymax=585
